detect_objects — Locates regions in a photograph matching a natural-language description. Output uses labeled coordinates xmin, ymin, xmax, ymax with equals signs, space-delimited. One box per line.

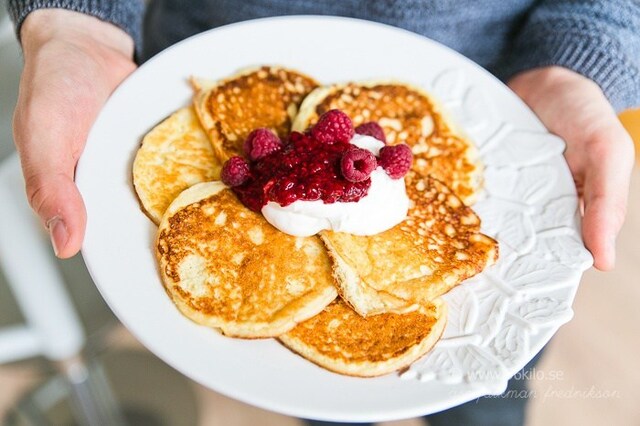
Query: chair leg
xmin=0 ymin=154 xmax=127 ymax=425
xmin=60 ymin=356 xmax=128 ymax=426
xmin=0 ymin=325 xmax=42 ymax=364
xmin=0 ymin=155 xmax=85 ymax=362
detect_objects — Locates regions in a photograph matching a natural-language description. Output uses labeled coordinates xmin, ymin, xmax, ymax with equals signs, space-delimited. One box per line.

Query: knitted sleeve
xmin=499 ymin=0 xmax=640 ymax=112
xmin=6 ymin=0 xmax=144 ymax=54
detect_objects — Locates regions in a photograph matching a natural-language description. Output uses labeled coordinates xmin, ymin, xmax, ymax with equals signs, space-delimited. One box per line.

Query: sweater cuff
xmin=6 ymin=0 xmax=144 ymax=59
xmin=498 ymin=22 xmax=640 ymax=112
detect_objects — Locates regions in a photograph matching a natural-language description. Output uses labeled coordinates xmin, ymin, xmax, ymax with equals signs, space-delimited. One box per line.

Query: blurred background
xmin=1 ymin=2 xmax=639 ymax=425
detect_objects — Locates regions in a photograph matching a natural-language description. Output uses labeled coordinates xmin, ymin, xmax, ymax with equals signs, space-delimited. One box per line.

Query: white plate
xmin=77 ymin=16 xmax=592 ymax=422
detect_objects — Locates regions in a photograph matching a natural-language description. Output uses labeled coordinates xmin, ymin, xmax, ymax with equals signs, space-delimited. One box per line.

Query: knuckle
xmin=24 ymin=173 xmax=50 ymax=213
xmin=24 ymin=172 xmax=65 ymax=217
xmin=585 ymin=127 xmax=634 ymax=162
xmin=584 ymin=136 xmax=611 ymax=161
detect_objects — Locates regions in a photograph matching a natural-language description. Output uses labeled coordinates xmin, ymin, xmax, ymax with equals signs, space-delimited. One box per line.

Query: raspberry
xmin=379 ymin=144 xmax=413 ymax=179
xmin=311 ymin=109 xmax=354 ymax=144
xmin=221 ymin=156 xmax=250 ymax=187
xmin=243 ymin=128 xmax=283 ymax=161
xmin=340 ymin=148 xmax=377 ymax=182
xmin=355 ymin=121 xmax=386 ymax=144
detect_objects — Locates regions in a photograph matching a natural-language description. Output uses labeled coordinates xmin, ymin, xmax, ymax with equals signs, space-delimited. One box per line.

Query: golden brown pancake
xmin=193 ymin=66 xmax=319 ymax=162
xmin=292 ymin=81 xmax=482 ymax=205
xmin=156 ymin=181 xmax=338 ymax=338
xmin=279 ymin=298 xmax=446 ymax=377
xmin=141 ymin=68 xmax=496 ymax=377
xmin=320 ymin=176 xmax=498 ymax=317
xmin=133 ymin=107 xmax=221 ymax=224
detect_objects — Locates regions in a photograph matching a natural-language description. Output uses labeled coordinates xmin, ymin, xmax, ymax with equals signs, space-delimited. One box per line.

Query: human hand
xmin=14 ymin=9 xmax=136 ymax=258
xmin=508 ymin=66 xmax=635 ymax=271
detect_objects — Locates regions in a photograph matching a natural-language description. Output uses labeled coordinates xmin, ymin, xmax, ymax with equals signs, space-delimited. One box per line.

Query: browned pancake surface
xmin=280 ymin=298 xmax=446 ymax=377
xmin=293 ymin=83 xmax=481 ymax=204
xmin=156 ymin=182 xmax=337 ymax=338
xmin=133 ymin=107 xmax=220 ymax=224
xmin=321 ymin=176 xmax=498 ymax=316
xmin=196 ymin=66 xmax=318 ymax=161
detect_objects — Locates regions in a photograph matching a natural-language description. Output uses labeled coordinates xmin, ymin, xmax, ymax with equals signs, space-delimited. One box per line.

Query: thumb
xmin=21 ymin=158 xmax=87 ymax=259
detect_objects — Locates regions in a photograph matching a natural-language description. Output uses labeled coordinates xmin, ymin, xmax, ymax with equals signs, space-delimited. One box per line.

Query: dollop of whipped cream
xmin=261 ymin=134 xmax=410 ymax=237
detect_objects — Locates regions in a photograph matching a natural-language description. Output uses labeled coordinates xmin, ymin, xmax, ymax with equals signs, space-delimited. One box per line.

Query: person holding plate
xmin=4 ymin=1 xmax=639 ymax=425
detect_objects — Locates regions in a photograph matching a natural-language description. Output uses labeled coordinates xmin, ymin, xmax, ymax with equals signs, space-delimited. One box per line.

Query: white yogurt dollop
xmin=261 ymin=134 xmax=409 ymax=237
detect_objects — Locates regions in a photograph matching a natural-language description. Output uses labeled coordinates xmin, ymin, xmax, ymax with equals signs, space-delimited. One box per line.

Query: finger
xmin=23 ymin=169 xmax=87 ymax=259
xmin=13 ymin=81 xmax=91 ymax=259
xmin=582 ymin=135 xmax=634 ymax=271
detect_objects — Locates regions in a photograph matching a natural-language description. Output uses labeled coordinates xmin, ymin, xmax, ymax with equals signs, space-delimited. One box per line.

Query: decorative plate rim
xmin=77 ymin=16 xmax=592 ymax=422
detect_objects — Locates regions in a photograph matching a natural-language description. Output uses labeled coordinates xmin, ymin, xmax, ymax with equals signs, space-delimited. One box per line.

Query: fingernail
xmin=47 ymin=216 xmax=68 ymax=256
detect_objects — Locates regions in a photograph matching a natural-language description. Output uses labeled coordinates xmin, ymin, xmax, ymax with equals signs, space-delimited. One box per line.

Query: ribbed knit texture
xmin=6 ymin=0 xmax=640 ymax=110
xmin=496 ymin=0 xmax=640 ymax=112
xmin=6 ymin=0 xmax=144 ymax=54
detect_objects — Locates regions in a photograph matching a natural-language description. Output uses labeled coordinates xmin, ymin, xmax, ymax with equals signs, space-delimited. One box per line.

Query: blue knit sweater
xmin=7 ymin=0 xmax=640 ymax=111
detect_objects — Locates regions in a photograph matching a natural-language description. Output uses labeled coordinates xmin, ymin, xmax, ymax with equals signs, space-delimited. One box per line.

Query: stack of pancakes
xmin=133 ymin=66 xmax=498 ymax=377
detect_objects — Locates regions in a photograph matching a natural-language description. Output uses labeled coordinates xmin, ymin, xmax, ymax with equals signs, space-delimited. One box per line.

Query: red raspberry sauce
xmin=232 ymin=132 xmax=371 ymax=212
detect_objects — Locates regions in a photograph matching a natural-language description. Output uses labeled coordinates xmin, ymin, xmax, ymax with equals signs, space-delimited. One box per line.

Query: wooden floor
xmin=0 ymin=111 xmax=639 ymax=425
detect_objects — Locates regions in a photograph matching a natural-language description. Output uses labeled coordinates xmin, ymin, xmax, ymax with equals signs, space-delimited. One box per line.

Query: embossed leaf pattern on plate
xmin=404 ymin=70 xmax=592 ymax=393
xmin=484 ymin=165 xmax=557 ymax=205
xmin=517 ymin=297 xmax=574 ymax=330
